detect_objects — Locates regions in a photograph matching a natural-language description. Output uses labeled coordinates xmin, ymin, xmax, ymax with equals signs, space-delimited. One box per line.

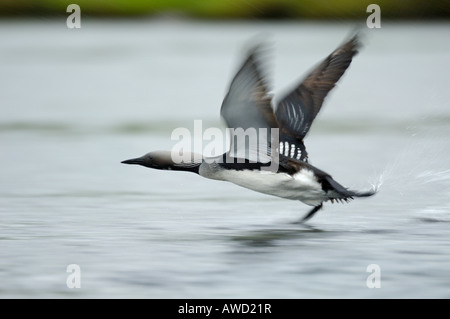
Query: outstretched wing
xmin=275 ymin=34 xmax=360 ymax=162
xmin=220 ymin=43 xmax=278 ymax=163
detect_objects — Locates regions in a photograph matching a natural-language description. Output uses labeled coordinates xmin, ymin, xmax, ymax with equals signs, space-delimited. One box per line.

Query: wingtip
xmin=342 ymin=33 xmax=362 ymax=56
xmin=240 ymin=35 xmax=274 ymax=74
xmin=346 ymin=28 xmax=367 ymax=53
xmin=243 ymin=33 xmax=274 ymax=53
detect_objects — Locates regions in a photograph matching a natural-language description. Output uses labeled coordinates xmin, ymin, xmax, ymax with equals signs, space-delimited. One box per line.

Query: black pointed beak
xmin=121 ymin=158 xmax=143 ymax=165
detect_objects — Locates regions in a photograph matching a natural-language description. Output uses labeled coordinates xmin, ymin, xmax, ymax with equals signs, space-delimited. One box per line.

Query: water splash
xmin=373 ymin=113 xmax=450 ymax=218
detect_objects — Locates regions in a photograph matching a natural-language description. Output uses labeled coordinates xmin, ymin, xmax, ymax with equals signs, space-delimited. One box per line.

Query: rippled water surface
xmin=1 ymin=20 xmax=450 ymax=298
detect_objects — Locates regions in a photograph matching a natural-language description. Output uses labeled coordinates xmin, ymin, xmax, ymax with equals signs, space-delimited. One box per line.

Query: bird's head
xmin=121 ymin=151 xmax=174 ymax=170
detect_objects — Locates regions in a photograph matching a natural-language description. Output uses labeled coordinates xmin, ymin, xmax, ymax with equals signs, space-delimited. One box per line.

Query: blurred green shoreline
xmin=1 ymin=0 xmax=448 ymax=19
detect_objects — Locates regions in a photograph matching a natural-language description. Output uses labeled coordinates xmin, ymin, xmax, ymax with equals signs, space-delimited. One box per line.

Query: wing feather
xmin=275 ymin=34 xmax=361 ymax=162
xmin=220 ymin=43 xmax=278 ymax=163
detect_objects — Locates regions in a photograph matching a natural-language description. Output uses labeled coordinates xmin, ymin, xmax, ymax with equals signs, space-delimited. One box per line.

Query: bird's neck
xmin=167 ymin=152 xmax=202 ymax=174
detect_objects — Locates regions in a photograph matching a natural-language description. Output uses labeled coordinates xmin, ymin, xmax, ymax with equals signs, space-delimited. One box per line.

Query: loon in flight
xmin=122 ymin=34 xmax=376 ymax=222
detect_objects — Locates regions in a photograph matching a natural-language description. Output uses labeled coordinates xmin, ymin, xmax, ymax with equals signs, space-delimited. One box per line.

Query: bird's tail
xmin=323 ymin=176 xmax=377 ymax=203
xmin=298 ymin=175 xmax=376 ymax=223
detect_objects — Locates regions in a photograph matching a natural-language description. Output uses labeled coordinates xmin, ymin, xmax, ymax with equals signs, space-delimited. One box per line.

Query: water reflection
xmin=229 ymin=225 xmax=329 ymax=248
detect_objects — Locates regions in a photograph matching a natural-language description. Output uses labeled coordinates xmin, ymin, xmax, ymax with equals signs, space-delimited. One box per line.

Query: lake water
xmin=1 ymin=19 xmax=450 ymax=298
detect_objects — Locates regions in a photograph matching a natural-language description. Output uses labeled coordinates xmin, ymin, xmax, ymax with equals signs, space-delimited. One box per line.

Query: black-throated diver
xmin=122 ymin=34 xmax=376 ymax=222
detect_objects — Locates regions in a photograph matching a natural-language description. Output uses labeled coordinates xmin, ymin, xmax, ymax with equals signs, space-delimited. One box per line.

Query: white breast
xmin=202 ymin=166 xmax=326 ymax=206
